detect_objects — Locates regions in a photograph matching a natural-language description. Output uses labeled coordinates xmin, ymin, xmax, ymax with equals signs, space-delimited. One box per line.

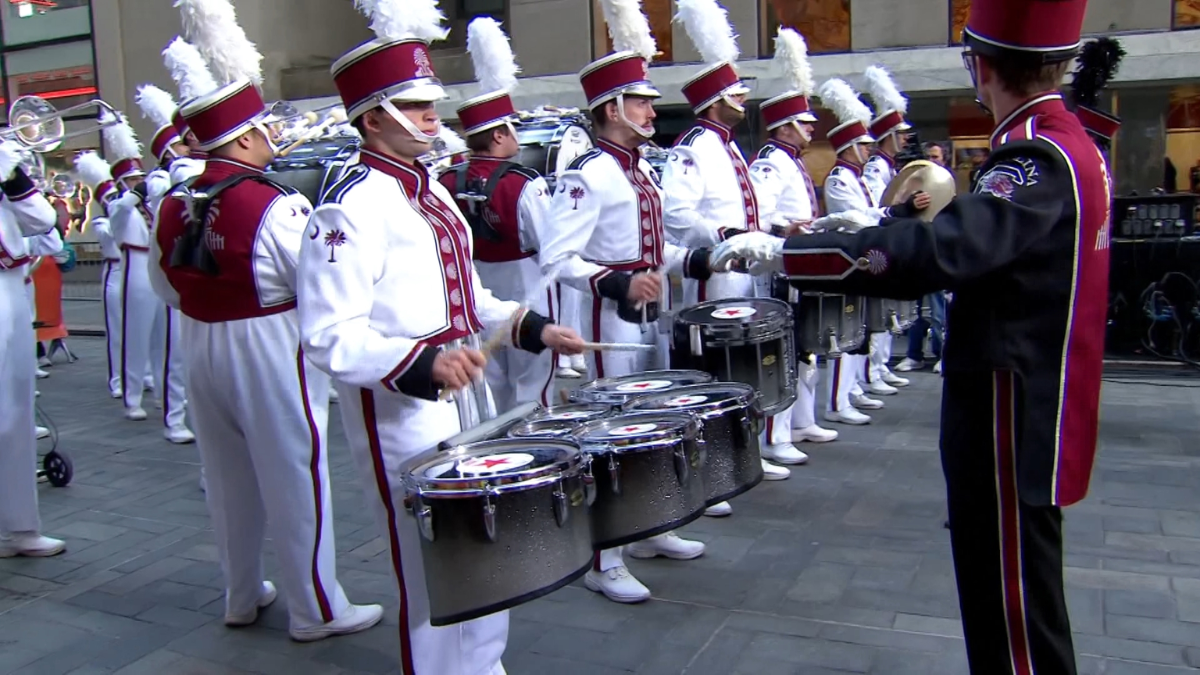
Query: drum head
xmin=571 ymin=411 xmax=697 ymax=451
xmin=525 ymin=403 xmax=614 ymax=424
xmin=508 ymin=418 xmax=584 ymax=439
xmin=621 ymin=382 xmax=756 ymax=416
xmin=571 ymin=370 xmax=714 ymax=404
xmin=677 ymin=297 xmax=791 ymax=328
xmin=552 ymin=125 xmax=593 ymax=176
xmin=406 ymin=439 xmax=582 ymax=491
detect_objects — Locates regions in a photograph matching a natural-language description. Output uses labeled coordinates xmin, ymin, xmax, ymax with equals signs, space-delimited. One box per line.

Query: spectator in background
xmin=922 ymin=141 xmax=946 ymax=167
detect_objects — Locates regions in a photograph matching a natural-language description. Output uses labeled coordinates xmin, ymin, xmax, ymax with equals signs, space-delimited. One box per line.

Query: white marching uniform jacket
xmin=539 ymin=138 xmax=710 ymax=378
xmin=299 ymin=148 xmax=553 ymax=675
xmin=0 ymin=173 xmax=57 ymax=538
xmin=824 ymin=160 xmax=893 ymax=221
xmin=169 ymin=156 xmax=207 ymax=186
xmin=145 ymin=167 xmax=172 ymax=218
xmin=861 ymin=153 xmax=896 ymax=208
xmin=662 ymin=120 xmax=759 ymax=302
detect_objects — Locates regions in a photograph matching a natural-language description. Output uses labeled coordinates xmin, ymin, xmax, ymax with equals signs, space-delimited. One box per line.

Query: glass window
xmin=591 ymin=0 xmax=673 ymax=61
xmin=4 ymin=39 xmax=97 ymax=121
xmin=950 ymin=0 xmax=970 ymax=44
xmin=760 ymin=0 xmax=850 ymax=56
xmin=1176 ymin=0 xmax=1200 ymax=29
xmin=3 ymin=0 xmax=91 ymax=48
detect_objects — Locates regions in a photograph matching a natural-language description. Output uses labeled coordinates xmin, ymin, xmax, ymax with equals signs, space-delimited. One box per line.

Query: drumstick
xmin=437 ymin=308 xmax=525 ymax=402
xmin=581 ymin=341 xmax=656 ymax=352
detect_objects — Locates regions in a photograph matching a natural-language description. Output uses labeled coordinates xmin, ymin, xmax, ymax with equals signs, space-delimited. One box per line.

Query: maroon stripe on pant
xmin=994 ymin=371 xmax=1035 ymax=675
xmin=698 ymin=279 xmax=707 ymax=303
xmin=119 ymin=251 xmax=132 ymax=407
xmin=539 ymin=287 xmax=556 ymax=407
xmin=361 ymin=389 xmax=416 ymax=675
xmin=297 ymin=347 xmax=334 ymax=624
xmin=162 ymin=310 xmax=173 ymax=427
xmin=830 ymin=358 xmax=841 ymax=411
xmin=586 ymin=279 xmax=605 ymax=378
xmin=102 ymin=261 xmax=115 ymax=384
xmin=863 ymin=354 xmax=871 ymax=385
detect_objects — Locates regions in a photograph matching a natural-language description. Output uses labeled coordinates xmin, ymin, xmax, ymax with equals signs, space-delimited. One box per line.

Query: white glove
xmin=812 ymin=210 xmax=877 ymax=233
xmin=710 ymin=231 xmax=784 ymax=275
xmin=0 ymin=140 xmax=24 ymax=182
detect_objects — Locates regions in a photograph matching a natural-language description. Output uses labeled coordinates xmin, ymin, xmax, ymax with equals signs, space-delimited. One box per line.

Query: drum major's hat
xmin=332 ymin=38 xmax=447 ymax=121
xmin=180 ymin=80 xmax=271 ymax=153
xmin=1075 ymin=105 xmax=1121 ymax=142
xmin=963 ymin=0 xmax=1087 ymax=62
xmin=579 ymin=51 xmax=661 ymax=109
xmin=682 ymin=61 xmax=750 ymax=114
xmin=457 ymin=90 xmax=518 ymax=136
xmin=150 ymin=125 xmax=183 ymax=163
xmin=760 ymin=91 xmax=818 ymax=130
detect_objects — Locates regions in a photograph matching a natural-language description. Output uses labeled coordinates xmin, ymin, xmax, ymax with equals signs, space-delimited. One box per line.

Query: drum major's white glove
xmin=812 ymin=210 xmax=876 ymax=233
xmin=710 ymin=231 xmax=783 ymax=276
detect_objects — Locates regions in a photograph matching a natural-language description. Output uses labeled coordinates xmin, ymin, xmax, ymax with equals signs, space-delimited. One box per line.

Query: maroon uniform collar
xmin=359 ymin=148 xmax=431 ymax=194
xmin=833 ymin=158 xmax=863 ymax=177
xmin=870 ymin=150 xmax=895 ymax=169
xmin=766 ymin=138 xmax=800 ymax=159
xmin=990 ymin=93 xmax=1066 ymax=150
xmin=596 ymin=137 xmax=640 ymax=168
xmin=200 ymin=156 xmax=266 ymax=181
xmin=696 ymin=118 xmax=734 ymax=143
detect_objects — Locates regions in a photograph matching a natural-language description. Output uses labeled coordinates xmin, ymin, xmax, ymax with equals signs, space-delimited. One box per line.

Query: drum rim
xmin=676 ymin=297 xmax=792 ymax=325
xmin=506 ymin=419 xmax=585 ymax=438
xmin=570 ymin=410 xmax=700 ymax=453
xmin=620 ymin=382 xmax=757 ymax=418
xmin=403 ymin=438 xmax=586 ymax=496
xmin=524 ymin=402 xmax=614 ymax=422
xmin=574 ymin=369 xmax=715 ymax=394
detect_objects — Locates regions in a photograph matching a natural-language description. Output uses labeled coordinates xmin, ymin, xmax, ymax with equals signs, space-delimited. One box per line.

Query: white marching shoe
xmin=124 ymin=407 xmax=148 ymax=421
xmin=555 ymin=366 xmax=582 ymax=379
xmin=793 ymin=425 xmax=838 ymax=443
xmin=165 ymin=426 xmax=196 ymax=444
xmin=933 ymin=360 xmax=943 ymax=374
xmin=761 ymin=458 xmax=791 ymax=480
xmin=704 ymin=501 xmax=732 ymax=517
xmin=569 ymin=354 xmax=587 ymax=372
xmin=894 ymin=357 xmax=923 ymax=372
xmin=585 ymin=566 xmax=651 ymax=603
xmin=763 ymin=443 xmax=808 ymax=465
xmin=110 ymin=388 xmax=123 ymax=399
xmin=851 ymin=394 xmax=884 ymax=410
xmin=35 ymin=426 xmax=50 ymax=440
xmin=289 ymin=603 xmax=385 ymax=643
xmin=328 ymin=388 xmax=340 ymax=404
xmin=882 ymin=372 xmax=910 ymax=387
xmin=0 ymin=533 xmax=66 ymax=558
xmin=35 ymin=368 xmax=49 ymax=379
xmin=626 ymin=532 xmax=705 ymax=560
xmin=225 ymin=581 xmax=278 ymax=627
xmin=825 ymin=408 xmax=871 ymax=425
xmin=866 ymin=380 xmax=897 ymax=396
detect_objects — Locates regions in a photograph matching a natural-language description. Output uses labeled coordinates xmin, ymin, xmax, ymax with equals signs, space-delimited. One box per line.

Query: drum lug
xmin=688 ymin=324 xmax=703 ymax=357
xmin=412 ymin=495 xmax=435 ymax=543
xmin=829 ymin=334 xmax=841 ymax=356
xmin=552 ymin=482 xmax=570 ymax=528
xmin=482 ymin=490 xmax=499 ymax=543
xmin=788 ymin=286 xmax=798 ymax=304
xmin=607 ymin=455 xmax=621 ymax=496
xmin=695 ymin=436 xmax=708 ymax=467
xmin=673 ymin=446 xmax=690 ymax=486
xmin=890 ymin=314 xmax=902 ymax=334
xmin=583 ymin=457 xmax=597 ymax=506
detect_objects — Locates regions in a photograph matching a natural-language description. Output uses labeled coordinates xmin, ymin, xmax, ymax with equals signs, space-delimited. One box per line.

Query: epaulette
xmin=320 ymin=165 xmax=369 ymax=205
xmin=507 ymin=165 xmax=541 ymax=182
xmin=566 ymin=148 xmax=602 ymax=172
xmin=675 ymin=126 xmax=704 ymax=148
xmin=756 ymin=145 xmax=776 ymax=161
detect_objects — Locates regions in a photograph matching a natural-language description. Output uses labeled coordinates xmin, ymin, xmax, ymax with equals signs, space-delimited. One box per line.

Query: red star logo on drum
xmin=716 ymin=309 xmax=741 ymax=317
xmin=618 ymin=426 xmax=642 ymax=433
xmin=478 ymin=458 xmax=512 ymax=468
xmin=629 ymin=383 xmax=653 ymax=389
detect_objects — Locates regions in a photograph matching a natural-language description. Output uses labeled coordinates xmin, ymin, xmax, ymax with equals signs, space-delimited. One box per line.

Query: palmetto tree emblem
xmin=569 ymin=186 xmax=585 ymax=209
xmin=324 ymin=229 xmax=347 ymax=263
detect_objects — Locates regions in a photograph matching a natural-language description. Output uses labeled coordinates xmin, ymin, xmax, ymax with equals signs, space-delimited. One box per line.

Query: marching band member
xmin=103 ymin=112 xmax=163 ymax=424
xmin=748 ymin=29 xmax=837 ymax=453
xmin=714 ymin=1 xmax=1107 ymax=669
xmin=74 ymin=153 xmax=123 ymax=399
xmin=815 ymin=78 xmax=927 ymax=425
xmin=298 ymin=0 xmax=582 ymax=669
xmin=136 ymin=84 xmax=191 ymax=215
xmin=666 ymin=0 xmax=790 ymax=485
xmin=537 ymin=0 xmax=712 ymax=604
xmin=162 ymin=36 xmax=217 ymax=183
xmin=1070 ymin=37 xmax=1124 ymax=158
xmin=154 ymin=0 xmax=381 ymax=641
xmin=439 ymin=17 xmax=556 ymax=410
xmin=0 ymin=141 xmax=66 ymax=558
xmin=860 ymin=65 xmax=915 ymax=394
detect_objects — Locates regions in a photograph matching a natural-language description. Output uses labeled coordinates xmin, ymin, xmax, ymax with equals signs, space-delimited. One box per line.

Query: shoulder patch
xmin=756 ymin=144 xmax=776 ymax=160
xmin=674 ymin=126 xmax=703 ymax=148
xmin=508 ymin=165 xmax=541 ymax=182
xmin=974 ymin=157 xmax=1040 ymax=202
xmin=320 ymin=165 xmax=369 ymax=205
xmin=566 ymin=148 xmax=602 ymax=172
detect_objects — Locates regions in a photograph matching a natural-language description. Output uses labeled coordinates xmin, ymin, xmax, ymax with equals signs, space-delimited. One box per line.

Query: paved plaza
xmin=2 ymin=300 xmax=1200 ymax=674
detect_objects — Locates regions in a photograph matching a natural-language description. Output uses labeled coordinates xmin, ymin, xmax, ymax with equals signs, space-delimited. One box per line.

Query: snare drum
xmin=569 ymin=370 xmax=714 ymax=406
xmin=516 ymin=117 xmax=592 ymax=190
xmin=623 ymin=383 xmax=763 ymax=506
xmin=571 ymin=412 xmax=707 ymax=549
xmin=507 ymin=403 xmax=615 ymax=439
xmin=671 ymin=298 xmax=797 ymax=416
xmin=771 ymin=275 xmax=866 ymax=355
xmin=401 ymin=438 xmax=595 ymax=626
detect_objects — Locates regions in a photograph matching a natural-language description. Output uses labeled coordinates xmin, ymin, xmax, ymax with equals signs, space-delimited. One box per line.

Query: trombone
xmin=0 ymin=95 xmax=121 ymax=154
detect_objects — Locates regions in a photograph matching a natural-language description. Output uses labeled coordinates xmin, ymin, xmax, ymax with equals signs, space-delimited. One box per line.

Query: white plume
xmin=863 ymin=65 xmax=908 ymax=116
xmin=438 ymin=125 xmax=467 ymax=154
xmin=598 ymin=0 xmax=657 ymax=61
xmin=163 ymin=37 xmax=219 ymax=100
xmin=353 ymin=0 xmax=449 ymax=43
xmin=135 ymin=85 xmax=178 ymax=128
xmin=176 ymin=0 xmax=264 ymax=86
xmin=675 ymin=0 xmax=739 ymax=65
xmin=817 ymin=78 xmax=872 ymax=126
xmin=468 ymin=17 xmax=519 ymax=94
xmin=101 ymin=111 xmax=144 ymax=162
xmin=74 ymin=151 xmax=113 ymax=189
xmin=774 ymin=28 xmax=813 ymax=96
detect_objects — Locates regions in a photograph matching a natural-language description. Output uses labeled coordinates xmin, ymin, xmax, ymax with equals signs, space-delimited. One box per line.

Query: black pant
xmin=941 ymin=370 xmax=1077 ymax=675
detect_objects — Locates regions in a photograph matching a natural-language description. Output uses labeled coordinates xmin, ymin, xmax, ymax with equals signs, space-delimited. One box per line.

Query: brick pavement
xmin=3 ymin=318 xmax=1200 ymax=673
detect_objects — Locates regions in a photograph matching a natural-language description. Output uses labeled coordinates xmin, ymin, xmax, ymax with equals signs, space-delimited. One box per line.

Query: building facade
xmin=14 ymin=0 xmax=1200 ymax=222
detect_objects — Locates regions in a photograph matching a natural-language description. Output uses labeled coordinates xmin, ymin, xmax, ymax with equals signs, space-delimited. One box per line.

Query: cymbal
xmin=880 ymin=160 xmax=957 ymax=222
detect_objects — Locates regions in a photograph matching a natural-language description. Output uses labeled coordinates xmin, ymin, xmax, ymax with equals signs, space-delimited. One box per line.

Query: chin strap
xmin=790 ymin=121 xmax=812 ymax=145
xmin=381 ymin=98 xmax=441 ymax=145
xmin=617 ymin=94 xmax=654 ymax=139
xmin=722 ymin=93 xmax=745 ymax=115
xmin=252 ymin=122 xmax=280 ymax=156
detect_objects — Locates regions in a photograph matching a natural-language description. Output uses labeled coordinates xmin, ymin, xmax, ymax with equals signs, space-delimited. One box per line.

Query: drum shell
xmin=576 ymin=418 xmax=707 ymax=549
xmin=770 ymin=276 xmax=866 ymax=355
xmin=870 ymin=299 xmax=920 ymax=334
xmin=415 ymin=471 xmax=594 ymax=626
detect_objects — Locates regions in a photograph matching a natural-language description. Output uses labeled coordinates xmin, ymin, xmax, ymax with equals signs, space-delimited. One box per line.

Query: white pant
xmin=476 ymin=260 xmax=556 ymax=412
xmin=160 ymin=307 xmax=188 ymax=429
xmin=866 ymin=332 xmax=893 ymax=383
xmin=182 ymin=311 xmax=352 ymax=631
xmin=102 ymin=259 xmax=122 ymax=396
xmin=120 ymin=249 xmax=165 ymax=410
xmin=336 ymin=375 xmax=508 ymax=674
xmin=0 ymin=271 xmax=40 ymax=535
xmin=767 ymin=360 xmax=820 ymax=443
xmin=827 ymin=353 xmax=867 ymax=413
xmin=556 ymin=283 xmax=585 ymax=373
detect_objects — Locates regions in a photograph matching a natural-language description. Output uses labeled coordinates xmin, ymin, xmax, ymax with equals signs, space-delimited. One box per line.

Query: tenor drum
xmin=507 ymin=403 xmax=615 ymax=439
xmin=623 ymin=383 xmax=763 ymax=506
xmin=516 ymin=113 xmax=593 ymax=190
xmin=771 ymin=275 xmax=865 ymax=355
xmin=401 ymin=438 xmax=595 ymax=626
xmin=571 ymin=412 xmax=707 ymax=549
xmin=569 ymin=370 xmax=714 ymax=406
xmin=671 ymin=298 xmax=797 ymax=416
xmin=266 ymin=136 xmax=360 ymax=203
